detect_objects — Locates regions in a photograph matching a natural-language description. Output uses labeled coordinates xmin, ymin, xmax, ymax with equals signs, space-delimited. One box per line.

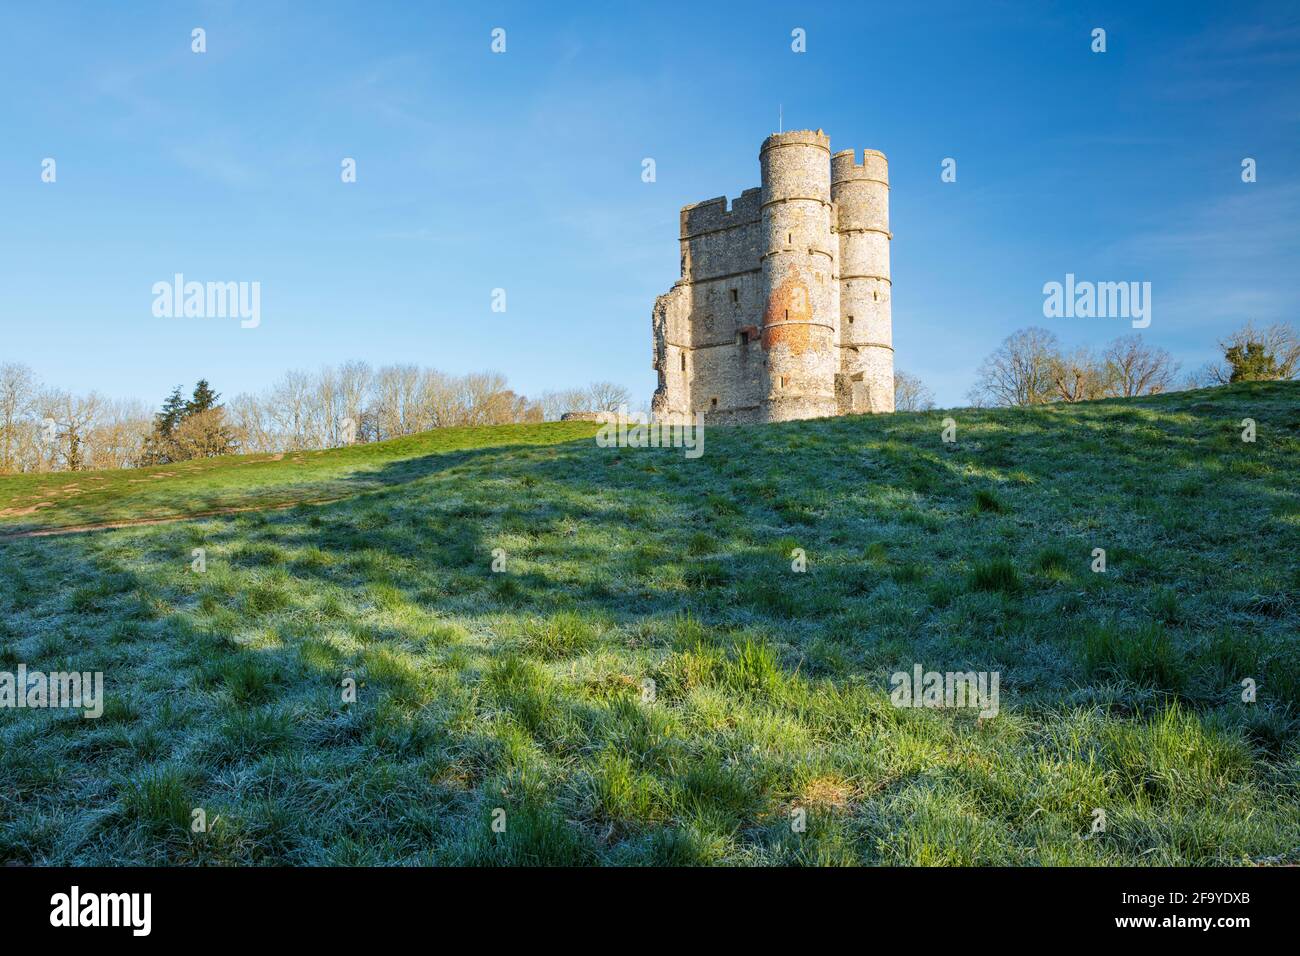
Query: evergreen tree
xmin=185 ymin=379 xmax=221 ymax=416
xmin=142 ymin=381 xmax=224 ymax=465
xmin=155 ymin=386 xmax=187 ymax=438
xmin=1226 ymin=341 xmax=1281 ymax=382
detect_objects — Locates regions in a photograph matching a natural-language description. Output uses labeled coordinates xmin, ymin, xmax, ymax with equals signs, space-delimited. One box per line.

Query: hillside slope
xmin=0 ymin=420 xmax=599 ymax=534
xmin=0 ymin=382 xmax=1297 ymax=865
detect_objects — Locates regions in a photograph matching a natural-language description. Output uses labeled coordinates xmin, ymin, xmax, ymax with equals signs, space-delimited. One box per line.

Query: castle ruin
xmin=651 ymin=130 xmax=894 ymax=424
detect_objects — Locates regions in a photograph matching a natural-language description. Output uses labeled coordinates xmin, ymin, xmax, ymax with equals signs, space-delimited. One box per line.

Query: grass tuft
xmin=970 ymin=558 xmax=1020 ymax=593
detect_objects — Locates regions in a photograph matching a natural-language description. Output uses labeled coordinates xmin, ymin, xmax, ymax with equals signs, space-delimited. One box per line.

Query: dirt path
xmin=0 ymin=496 xmax=349 ymax=540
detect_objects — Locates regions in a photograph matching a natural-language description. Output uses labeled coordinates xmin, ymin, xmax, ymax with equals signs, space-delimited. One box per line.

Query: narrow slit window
xmin=711 ymin=397 xmax=718 ymax=408
xmin=680 ymin=352 xmax=686 ymax=371
xmin=848 ymin=315 xmax=854 ymax=325
xmin=730 ymin=289 xmax=738 ymax=303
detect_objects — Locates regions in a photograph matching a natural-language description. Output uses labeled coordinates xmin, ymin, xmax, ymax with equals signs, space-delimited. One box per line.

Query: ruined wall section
xmin=653 ymin=189 xmax=766 ymax=423
xmin=831 ymin=148 xmax=894 ymax=413
xmin=650 ymin=282 xmax=692 ymax=421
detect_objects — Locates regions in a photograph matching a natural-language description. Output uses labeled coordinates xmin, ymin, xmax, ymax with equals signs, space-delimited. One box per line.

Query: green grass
xmin=0 ymin=380 xmax=1298 ymax=865
xmin=0 ymin=419 xmax=600 ymax=532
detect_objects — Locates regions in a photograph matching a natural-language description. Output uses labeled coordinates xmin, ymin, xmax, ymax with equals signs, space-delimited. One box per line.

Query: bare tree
xmin=266 ymin=369 xmax=315 ymax=449
xmin=20 ymin=387 xmax=64 ymax=472
xmin=1049 ymin=347 xmax=1112 ymax=403
xmin=1183 ymin=363 xmax=1221 ymax=390
xmin=416 ymin=368 xmax=460 ymax=429
xmin=481 ymin=389 xmax=540 ymax=424
xmin=586 ymin=381 xmax=631 ymax=412
xmin=893 ymin=370 xmax=935 ymax=411
xmin=1103 ymin=335 xmax=1180 ymax=397
xmin=312 ymin=363 xmax=341 ymax=447
xmin=371 ymin=364 xmax=424 ymax=439
xmin=458 ymin=371 xmax=512 ymax=426
xmin=47 ymin=390 xmax=103 ymax=471
xmin=0 ymin=362 xmax=36 ymax=473
xmin=538 ymin=388 xmax=593 ymax=421
xmin=228 ymin=392 xmax=275 ymax=453
xmin=336 ymin=360 xmax=373 ymax=442
xmin=87 ymin=398 xmax=151 ymax=469
xmin=968 ymin=327 xmax=1060 ymax=407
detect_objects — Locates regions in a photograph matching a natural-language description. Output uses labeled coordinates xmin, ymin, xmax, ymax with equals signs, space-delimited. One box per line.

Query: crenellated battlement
xmin=832 ymin=148 xmax=889 ymax=184
xmin=680 ymin=188 xmax=762 ymax=238
xmin=760 ymin=129 xmax=832 ymax=155
xmin=653 ymin=131 xmax=895 ymax=424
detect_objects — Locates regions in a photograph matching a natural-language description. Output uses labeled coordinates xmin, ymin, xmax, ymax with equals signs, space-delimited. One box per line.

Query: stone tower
xmin=758 ymin=131 xmax=839 ymax=421
xmin=832 ymin=148 xmax=895 ymax=413
xmin=652 ymin=129 xmax=893 ymax=425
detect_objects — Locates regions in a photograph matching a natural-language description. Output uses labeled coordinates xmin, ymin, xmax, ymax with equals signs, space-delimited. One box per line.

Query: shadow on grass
xmin=1 ymin=380 xmax=1297 ymax=863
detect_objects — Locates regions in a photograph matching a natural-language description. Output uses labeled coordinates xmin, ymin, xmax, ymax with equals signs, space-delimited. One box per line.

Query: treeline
xmin=968 ymin=323 xmax=1298 ymax=408
xmin=0 ymin=361 xmax=632 ymax=473
xmin=229 ymin=364 xmax=631 ymax=453
xmin=0 ymin=363 xmax=150 ymax=472
xmin=5 ymin=322 xmax=1295 ymax=471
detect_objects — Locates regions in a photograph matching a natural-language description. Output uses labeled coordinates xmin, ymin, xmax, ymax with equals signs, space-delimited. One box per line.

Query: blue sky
xmin=2 ymin=1 xmax=1297 ymax=408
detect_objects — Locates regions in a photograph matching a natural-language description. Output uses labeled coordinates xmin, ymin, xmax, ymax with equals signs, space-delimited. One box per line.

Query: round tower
xmin=758 ymin=130 xmax=839 ymax=422
xmin=831 ymin=148 xmax=894 ymax=413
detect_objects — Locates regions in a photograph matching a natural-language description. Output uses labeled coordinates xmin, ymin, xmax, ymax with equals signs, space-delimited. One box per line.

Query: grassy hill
xmin=1 ymin=381 xmax=1297 ymax=865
